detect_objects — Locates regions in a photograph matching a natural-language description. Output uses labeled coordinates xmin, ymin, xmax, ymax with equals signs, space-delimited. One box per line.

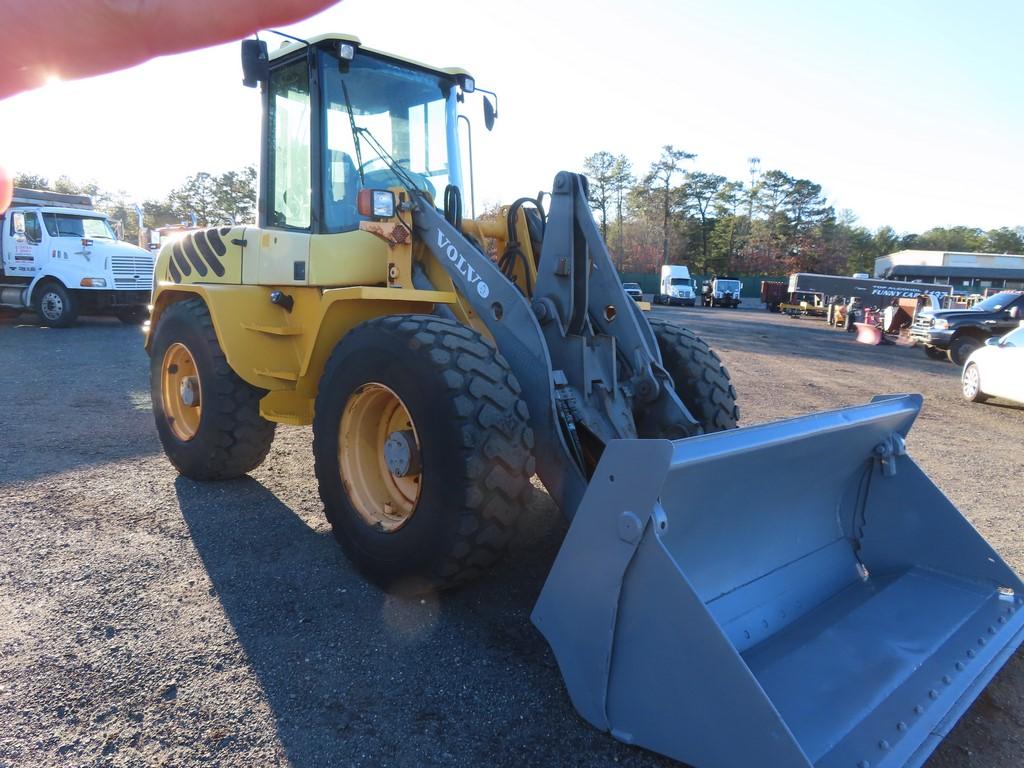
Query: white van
xmin=0 ymin=188 xmax=154 ymax=327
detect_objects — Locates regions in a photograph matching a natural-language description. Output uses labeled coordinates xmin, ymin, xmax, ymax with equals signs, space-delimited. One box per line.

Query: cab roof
xmin=9 ymin=205 xmax=107 ymax=218
xmin=268 ymin=33 xmax=471 ymax=80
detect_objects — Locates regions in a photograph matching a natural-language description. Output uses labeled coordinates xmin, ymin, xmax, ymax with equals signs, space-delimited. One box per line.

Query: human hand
xmin=0 ymin=0 xmax=338 ymax=211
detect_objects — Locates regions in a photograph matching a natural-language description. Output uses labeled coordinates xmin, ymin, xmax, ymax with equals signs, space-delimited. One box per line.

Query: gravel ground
xmin=0 ymin=305 xmax=1021 ymax=768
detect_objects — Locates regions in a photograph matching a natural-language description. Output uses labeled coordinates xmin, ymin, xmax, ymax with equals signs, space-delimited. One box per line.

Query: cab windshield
xmin=42 ymin=213 xmax=115 ymax=239
xmin=670 ymin=278 xmax=691 ymax=286
xmin=320 ymin=50 xmax=460 ymax=232
xmin=973 ymin=291 xmax=1022 ymax=312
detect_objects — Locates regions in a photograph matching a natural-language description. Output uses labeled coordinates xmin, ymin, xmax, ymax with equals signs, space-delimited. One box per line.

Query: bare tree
xmin=582 ymin=151 xmax=617 ymax=241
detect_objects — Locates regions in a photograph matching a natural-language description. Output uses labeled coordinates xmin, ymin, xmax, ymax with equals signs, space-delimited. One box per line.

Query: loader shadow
xmin=0 ymin=317 xmax=160 ymax=486
xmin=175 ymin=476 xmax=674 ymax=768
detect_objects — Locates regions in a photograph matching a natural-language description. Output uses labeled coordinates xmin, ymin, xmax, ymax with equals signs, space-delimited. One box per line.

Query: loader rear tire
xmin=149 ymin=297 xmax=276 ymax=480
xmin=313 ymin=315 xmax=535 ymax=591
xmin=646 ymin=317 xmax=739 ymax=433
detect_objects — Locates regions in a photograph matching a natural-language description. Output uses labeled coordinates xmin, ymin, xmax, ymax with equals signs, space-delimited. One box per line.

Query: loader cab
xmin=256 ymin=35 xmax=467 ymax=234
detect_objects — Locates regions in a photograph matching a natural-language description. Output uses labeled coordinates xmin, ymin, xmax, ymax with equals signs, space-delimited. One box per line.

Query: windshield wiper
xmin=355 ymin=125 xmax=423 ymax=194
xmin=339 ymin=81 xmax=365 ymax=185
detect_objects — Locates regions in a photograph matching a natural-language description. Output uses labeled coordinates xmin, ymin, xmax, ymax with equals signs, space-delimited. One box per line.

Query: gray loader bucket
xmin=533 ymin=394 xmax=1023 ymax=768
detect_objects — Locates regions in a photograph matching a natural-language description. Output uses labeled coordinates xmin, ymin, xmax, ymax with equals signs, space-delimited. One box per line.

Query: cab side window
xmin=267 ymin=59 xmax=312 ymax=229
xmin=1002 ymin=327 xmax=1024 ymax=348
xmin=11 ymin=212 xmax=42 ymax=244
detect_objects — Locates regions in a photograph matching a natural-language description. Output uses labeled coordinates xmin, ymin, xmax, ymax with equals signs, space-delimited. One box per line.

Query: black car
xmin=910 ymin=291 xmax=1024 ymax=364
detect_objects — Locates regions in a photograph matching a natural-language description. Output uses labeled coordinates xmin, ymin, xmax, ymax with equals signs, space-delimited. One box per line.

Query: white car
xmin=622 ymin=282 xmax=643 ymax=302
xmin=961 ymin=323 xmax=1024 ymax=405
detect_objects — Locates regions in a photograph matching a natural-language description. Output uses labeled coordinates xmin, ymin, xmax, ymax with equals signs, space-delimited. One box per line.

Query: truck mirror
xmin=12 ymin=212 xmax=26 ymax=239
xmin=241 ymin=39 xmax=269 ymax=88
xmin=483 ymin=96 xmax=496 ymax=131
xmin=1009 ymin=306 xmax=1020 ymax=320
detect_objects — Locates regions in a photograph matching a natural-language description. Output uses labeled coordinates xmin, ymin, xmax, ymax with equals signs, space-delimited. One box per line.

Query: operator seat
xmin=325 ymin=150 xmax=361 ymax=232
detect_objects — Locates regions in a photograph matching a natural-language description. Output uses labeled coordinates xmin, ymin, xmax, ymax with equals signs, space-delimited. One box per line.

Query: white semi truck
xmin=701 ymin=276 xmax=743 ymax=308
xmin=655 ymin=264 xmax=696 ymax=306
xmin=0 ymin=188 xmax=154 ymax=327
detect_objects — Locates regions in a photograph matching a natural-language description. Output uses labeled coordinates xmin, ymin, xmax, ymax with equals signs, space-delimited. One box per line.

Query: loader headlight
xmin=80 ymin=277 xmax=106 ymax=287
xmin=337 ymin=42 xmax=356 ymax=61
xmin=357 ymin=189 xmax=396 ymax=219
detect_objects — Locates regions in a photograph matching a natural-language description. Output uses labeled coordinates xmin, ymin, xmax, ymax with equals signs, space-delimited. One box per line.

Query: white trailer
xmin=655 ymin=264 xmax=696 ymax=306
xmin=0 ymin=188 xmax=154 ymax=327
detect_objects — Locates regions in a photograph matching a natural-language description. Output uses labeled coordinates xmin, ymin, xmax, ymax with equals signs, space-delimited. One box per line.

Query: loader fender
xmin=148 ymin=284 xmax=457 ymax=424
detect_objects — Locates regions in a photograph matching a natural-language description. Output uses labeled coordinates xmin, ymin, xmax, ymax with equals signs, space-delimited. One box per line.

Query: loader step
xmin=243 ymin=322 xmax=304 ymax=336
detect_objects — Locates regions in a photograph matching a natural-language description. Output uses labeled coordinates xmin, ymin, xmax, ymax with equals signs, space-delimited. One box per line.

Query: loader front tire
xmin=647 ymin=317 xmax=739 ymax=433
xmin=313 ymin=315 xmax=535 ymax=591
xmin=149 ymin=297 xmax=276 ymax=480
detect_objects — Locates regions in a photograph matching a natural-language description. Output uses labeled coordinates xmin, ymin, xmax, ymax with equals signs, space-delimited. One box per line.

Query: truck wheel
xmin=961 ymin=363 xmax=988 ymax=402
xmin=116 ymin=306 xmax=149 ymax=325
xmin=646 ymin=317 xmax=739 ymax=433
xmin=34 ymin=281 xmax=78 ymax=328
xmin=312 ymin=315 xmax=535 ymax=591
xmin=924 ymin=345 xmax=946 ymax=361
xmin=149 ymin=297 xmax=275 ymax=479
xmin=948 ymin=336 xmax=982 ymax=366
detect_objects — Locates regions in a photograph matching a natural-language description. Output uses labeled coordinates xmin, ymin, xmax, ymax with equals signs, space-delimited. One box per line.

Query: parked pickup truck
xmin=621 ymin=281 xmax=643 ymax=302
xmin=910 ymin=290 xmax=1024 ymax=364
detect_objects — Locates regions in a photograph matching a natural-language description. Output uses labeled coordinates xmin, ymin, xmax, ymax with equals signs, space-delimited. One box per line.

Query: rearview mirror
xmin=483 ymin=96 xmax=496 ymax=131
xmin=12 ymin=212 xmax=26 ymax=239
xmin=241 ymin=39 xmax=269 ymax=88
xmin=985 ymin=337 xmax=1001 ymax=347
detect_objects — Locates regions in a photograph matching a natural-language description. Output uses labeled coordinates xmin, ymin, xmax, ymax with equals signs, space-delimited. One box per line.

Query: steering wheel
xmin=359 ymin=158 xmax=437 ymax=199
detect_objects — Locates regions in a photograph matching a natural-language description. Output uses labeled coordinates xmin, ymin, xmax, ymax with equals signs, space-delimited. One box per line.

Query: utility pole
xmin=746 ymin=156 xmax=760 ymax=221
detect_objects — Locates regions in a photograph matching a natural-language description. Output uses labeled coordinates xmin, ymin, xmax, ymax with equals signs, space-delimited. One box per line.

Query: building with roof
xmin=875 ymin=249 xmax=1024 ymax=294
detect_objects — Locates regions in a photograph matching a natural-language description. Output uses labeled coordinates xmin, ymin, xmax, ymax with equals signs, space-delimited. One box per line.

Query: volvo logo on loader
xmin=437 ymin=230 xmax=490 ymax=298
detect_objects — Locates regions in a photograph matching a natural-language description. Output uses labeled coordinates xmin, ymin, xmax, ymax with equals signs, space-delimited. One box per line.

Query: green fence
xmin=618 ymin=272 xmax=787 ymax=300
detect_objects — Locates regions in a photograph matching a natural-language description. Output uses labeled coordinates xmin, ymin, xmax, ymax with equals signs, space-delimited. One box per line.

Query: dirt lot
xmin=1 ymin=305 xmax=1021 ymax=768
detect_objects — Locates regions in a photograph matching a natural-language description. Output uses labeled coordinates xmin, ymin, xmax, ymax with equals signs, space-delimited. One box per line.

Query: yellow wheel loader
xmin=146 ymin=34 xmax=1023 ymax=768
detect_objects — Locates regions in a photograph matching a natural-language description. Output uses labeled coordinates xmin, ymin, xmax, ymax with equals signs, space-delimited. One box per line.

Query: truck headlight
xmin=932 ymin=319 xmax=948 ymax=330
xmin=80 ymin=277 xmax=107 ymax=287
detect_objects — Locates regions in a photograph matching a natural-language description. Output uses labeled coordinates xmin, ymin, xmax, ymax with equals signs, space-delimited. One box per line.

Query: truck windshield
xmin=42 ymin=213 xmax=115 ymax=239
xmin=718 ymin=281 xmax=741 ymax=290
xmin=972 ymin=291 xmax=1022 ymax=312
xmin=670 ymin=278 xmax=691 ymax=286
xmin=320 ymin=49 xmax=459 ymax=231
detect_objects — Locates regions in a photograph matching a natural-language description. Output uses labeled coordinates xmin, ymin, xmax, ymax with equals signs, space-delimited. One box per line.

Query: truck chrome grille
xmin=110 ymin=253 xmax=155 ymax=290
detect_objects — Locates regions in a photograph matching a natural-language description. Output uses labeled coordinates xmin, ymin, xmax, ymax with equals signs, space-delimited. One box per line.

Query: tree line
xmin=12 ymin=167 xmax=257 ymax=244
xmin=16 ymin=154 xmax=1023 ymax=278
xmin=582 ymin=145 xmax=1024 ymax=276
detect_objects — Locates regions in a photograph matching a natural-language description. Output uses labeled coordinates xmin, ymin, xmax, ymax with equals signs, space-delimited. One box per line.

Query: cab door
xmin=257 ymin=54 xmax=312 ymax=286
xmin=7 ymin=210 xmax=44 ymax=276
xmin=988 ymin=326 xmax=1024 ymax=401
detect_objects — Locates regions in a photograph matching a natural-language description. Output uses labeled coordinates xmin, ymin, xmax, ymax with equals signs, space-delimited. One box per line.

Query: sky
xmin=1 ymin=0 xmax=1021 ymax=233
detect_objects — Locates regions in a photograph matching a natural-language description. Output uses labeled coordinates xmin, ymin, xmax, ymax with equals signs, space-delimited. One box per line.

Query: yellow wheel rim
xmin=339 ymin=383 xmax=422 ymax=532
xmin=161 ymin=342 xmax=202 ymax=442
